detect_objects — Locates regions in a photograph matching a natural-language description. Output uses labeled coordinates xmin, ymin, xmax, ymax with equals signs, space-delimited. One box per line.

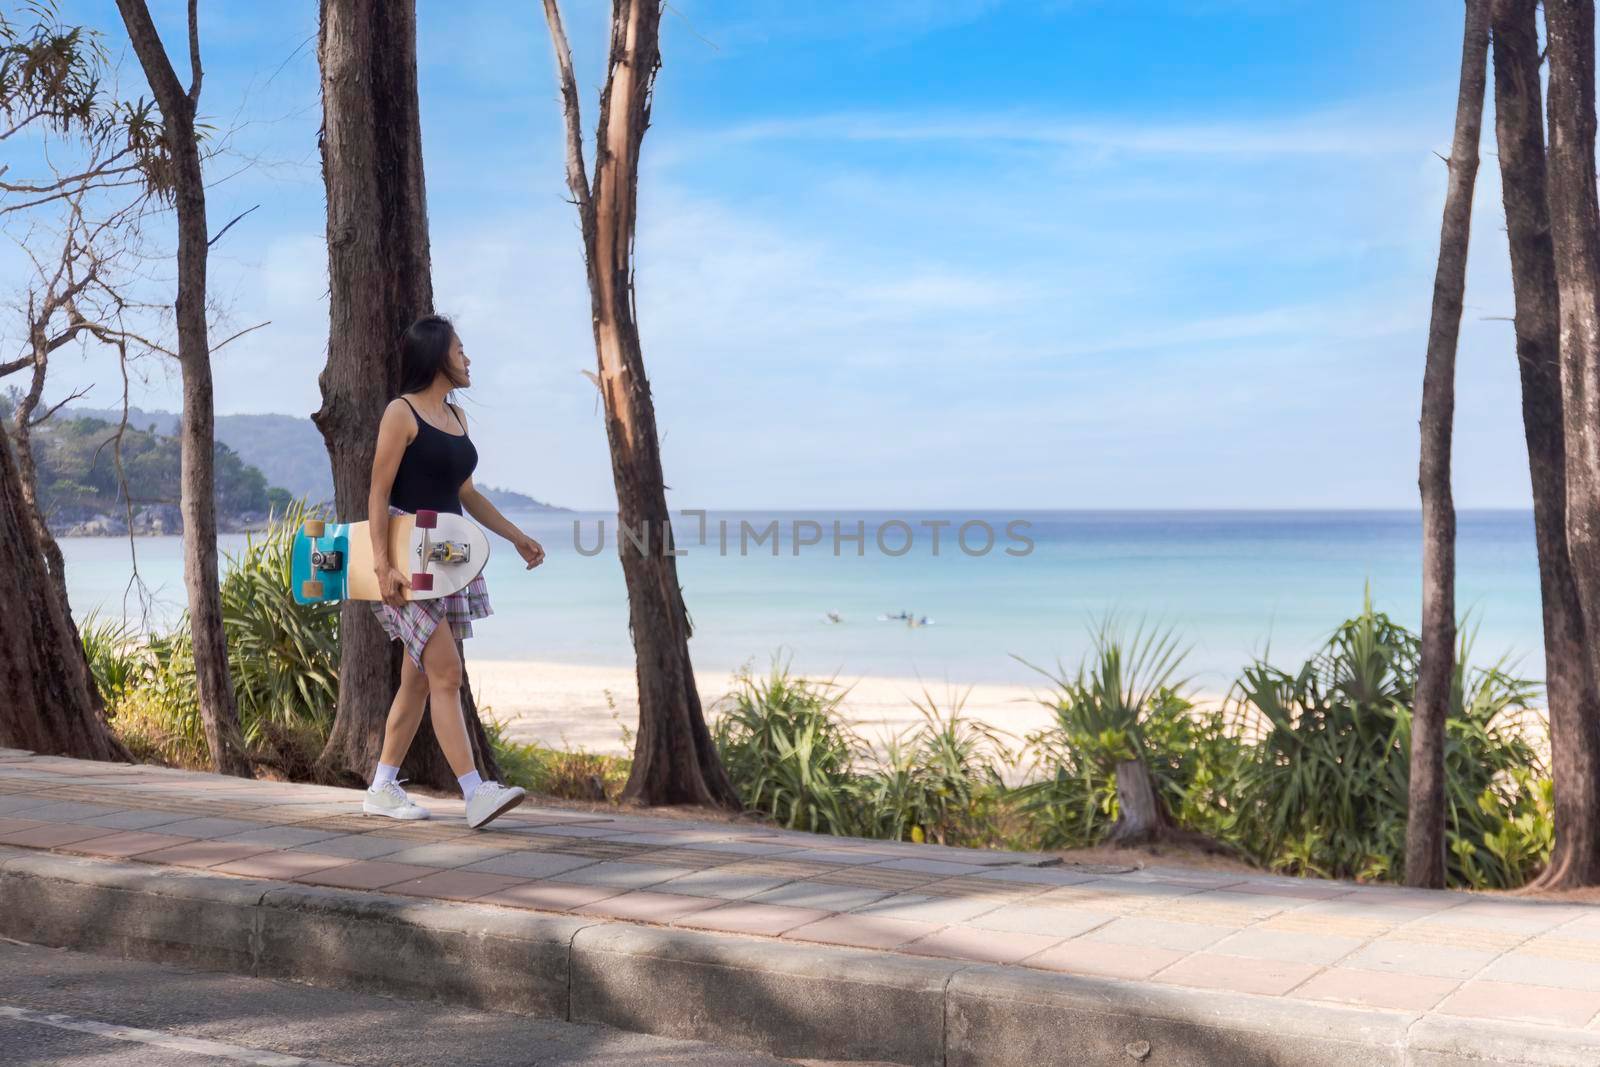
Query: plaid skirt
xmin=370 ymin=506 xmax=492 ymax=670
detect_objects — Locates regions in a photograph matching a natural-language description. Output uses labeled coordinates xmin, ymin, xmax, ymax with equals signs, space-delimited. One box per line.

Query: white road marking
xmin=0 ymin=1003 xmax=352 ymax=1066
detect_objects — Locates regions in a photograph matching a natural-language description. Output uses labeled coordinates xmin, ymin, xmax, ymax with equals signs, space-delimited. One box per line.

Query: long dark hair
xmin=398 ymin=314 xmax=465 ymax=396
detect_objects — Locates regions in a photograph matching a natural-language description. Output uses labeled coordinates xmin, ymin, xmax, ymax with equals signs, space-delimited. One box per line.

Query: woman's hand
xmin=378 ymin=564 xmax=412 ymax=608
xmin=512 ymin=532 xmax=545 ymax=570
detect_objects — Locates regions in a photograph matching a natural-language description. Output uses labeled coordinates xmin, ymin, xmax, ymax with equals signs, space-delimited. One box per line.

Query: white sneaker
xmin=362 ymin=780 xmax=430 ymax=820
xmin=465 ymin=781 xmax=526 ymax=829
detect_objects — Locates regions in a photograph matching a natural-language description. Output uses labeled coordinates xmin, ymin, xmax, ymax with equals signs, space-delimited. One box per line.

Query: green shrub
xmin=856 ymin=689 xmax=1012 ymax=846
xmin=219 ymin=501 xmax=339 ymax=741
xmin=483 ymin=713 xmax=631 ymax=801
xmin=1226 ymin=594 xmax=1549 ymax=888
xmin=1013 ymin=619 xmax=1242 ymax=847
xmin=713 ymin=659 xmax=862 ymax=835
xmin=96 ymin=502 xmax=337 ymax=767
xmin=79 ymin=610 xmax=149 ymax=707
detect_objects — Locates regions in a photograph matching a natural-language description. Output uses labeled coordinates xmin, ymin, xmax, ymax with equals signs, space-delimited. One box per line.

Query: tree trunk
xmin=1408 ymin=0 xmax=1488 ymax=890
xmin=312 ymin=0 xmax=497 ymax=788
xmin=1107 ymin=758 xmax=1170 ymax=846
xmin=1493 ymin=0 xmax=1600 ymax=890
xmin=1544 ymin=3 xmax=1600 ymax=885
xmin=115 ymin=0 xmax=251 ymax=778
xmin=541 ymin=0 xmax=737 ymax=807
xmin=0 ymin=417 xmax=129 ymax=760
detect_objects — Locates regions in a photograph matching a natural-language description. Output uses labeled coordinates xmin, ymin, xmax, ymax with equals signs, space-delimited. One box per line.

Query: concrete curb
xmin=1 ymin=846 xmax=1595 ymax=1066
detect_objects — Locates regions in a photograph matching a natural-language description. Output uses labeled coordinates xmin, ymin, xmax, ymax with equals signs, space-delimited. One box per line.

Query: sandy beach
xmin=471 ymin=658 xmax=1067 ymax=756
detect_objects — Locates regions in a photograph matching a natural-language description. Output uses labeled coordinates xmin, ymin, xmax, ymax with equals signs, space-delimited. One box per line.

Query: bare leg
xmin=420 ymin=624 xmax=476 ymax=778
xmin=375 ymin=651 xmax=431 ymax=771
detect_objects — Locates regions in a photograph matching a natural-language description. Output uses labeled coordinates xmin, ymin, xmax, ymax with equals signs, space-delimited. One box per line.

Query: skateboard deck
xmin=291 ymin=510 xmax=489 ymax=605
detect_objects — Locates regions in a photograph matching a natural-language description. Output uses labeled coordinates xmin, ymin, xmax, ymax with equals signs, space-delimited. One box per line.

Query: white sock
xmin=457 ymin=770 xmax=483 ymax=801
xmin=370 ymin=762 xmax=400 ymax=790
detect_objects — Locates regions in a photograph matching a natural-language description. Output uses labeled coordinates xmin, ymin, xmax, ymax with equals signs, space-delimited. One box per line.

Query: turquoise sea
xmin=61 ymin=510 xmax=1545 ymax=694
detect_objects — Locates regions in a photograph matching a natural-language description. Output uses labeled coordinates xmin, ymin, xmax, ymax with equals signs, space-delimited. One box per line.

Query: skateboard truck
xmin=300 ymin=517 xmax=333 ymax=600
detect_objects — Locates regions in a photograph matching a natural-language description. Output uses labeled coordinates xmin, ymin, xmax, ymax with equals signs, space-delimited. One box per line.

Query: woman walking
xmin=361 ymin=314 xmax=546 ymax=829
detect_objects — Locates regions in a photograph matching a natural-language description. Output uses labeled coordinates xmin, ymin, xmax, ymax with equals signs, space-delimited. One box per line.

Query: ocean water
xmin=61 ymin=509 xmax=1544 ymax=694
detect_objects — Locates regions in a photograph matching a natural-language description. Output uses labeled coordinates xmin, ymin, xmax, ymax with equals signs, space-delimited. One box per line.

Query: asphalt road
xmin=0 ymin=938 xmax=798 ymax=1066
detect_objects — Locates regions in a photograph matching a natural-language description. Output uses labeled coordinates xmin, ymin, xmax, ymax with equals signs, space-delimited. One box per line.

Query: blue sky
xmin=24 ymin=1 xmax=1533 ymax=509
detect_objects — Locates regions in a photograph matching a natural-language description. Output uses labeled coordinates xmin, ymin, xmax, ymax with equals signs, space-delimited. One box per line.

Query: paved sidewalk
xmin=2 ymin=750 xmax=1599 ymax=1043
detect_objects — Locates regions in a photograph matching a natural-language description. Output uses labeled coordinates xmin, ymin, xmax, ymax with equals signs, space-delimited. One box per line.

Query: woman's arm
xmin=461 ymin=475 xmax=546 ymax=570
xmin=369 ymin=400 xmax=416 ymax=605
xmin=451 ymin=407 xmax=545 ymax=569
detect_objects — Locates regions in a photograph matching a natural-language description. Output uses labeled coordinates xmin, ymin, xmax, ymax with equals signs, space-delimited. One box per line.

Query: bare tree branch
xmin=540 ymin=0 xmax=593 ymax=223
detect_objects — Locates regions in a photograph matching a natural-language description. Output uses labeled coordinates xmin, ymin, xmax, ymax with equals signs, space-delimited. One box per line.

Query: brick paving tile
xmin=1259 ymin=911 xmax=1398 ymax=941
xmin=1207 ymin=927 xmax=1367 ymax=965
xmin=781 ymin=849 xmax=884 ymax=866
xmin=1156 ymin=953 xmax=1322 ymax=996
xmin=553 ymin=842 xmax=659 ymax=860
xmin=852 ymin=892 xmax=1005 ymax=925
xmin=904 ymin=926 xmax=1065 ymax=965
xmin=62 ymin=831 xmax=195 ymax=859
xmin=1389 ymin=922 xmax=1525 ymax=954
xmin=1229 ymin=880 xmax=1355 ymax=901
xmin=461 ymin=851 xmax=597 ymax=879
xmin=632 ymin=846 xmax=735 ymax=865
xmin=1342 ymin=939 xmax=1499 ymax=981
xmin=79 ymin=810 xmax=195 ymax=831
xmin=783 ymin=914 xmax=942 ymax=951
xmin=212 ymin=851 xmax=353 ymax=880
xmin=968 ymin=903 xmax=1115 ymax=939
xmin=917 ymin=877 xmax=1050 ymax=903
xmin=573 ymin=891 xmax=722 ymax=924
xmin=964 ymin=867 xmax=1101 ymax=888
xmin=747 ymin=882 xmax=892 ymax=913
xmin=296 ymin=860 xmax=439 ymax=890
xmin=1177 ymin=890 xmax=1308 ymax=918
xmin=1439 ymin=980 xmax=1600 ymax=1028
xmin=1476 ymin=952 xmax=1600 ymax=993
xmin=1082 ymin=916 xmax=1236 ymax=953
xmin=1030 ymin=885 xmax=1161 ymax=917
xmin=385 ymin=869 xmax=530 ymax=902
xmin=810 ymin=867 xmax=941 ymax=893
xmin=872 ymin=857 xmax=992 ymax=877
xmin=549 ymin=861 xmax=694 ymax=889
xmin=287 ymin=834 xmax=414 ymax=861
xmin=1425 ymin=901 xmax=1585 ymax=937
xmin=525 ymin=824 xmax=628 ymax=839
xmin=379 ymin=842 xmax=516 ymax=869
xmin=145 ymin=816 xmax=267 ymax=840
xmin=14 ymin=801 xmax=127 ymax=823
xmin=674 ymin=902 xmax=831 ymax=937
xmin=0 ymin=816 xmax=43 ymax=835
xmin=718 ymin=859 xmax=841 ymax=881
xmin=133 ymin=841 xmax=270 ymax=869
xmin=653 ymin=869 xmax=797 ymax=900
xmin=692 ymin=840 xmax=802 ymax=858
xmin=1023 ymin=940 xmax=1187 ymax=981
xmin=0 ymin=824 xmax=117 ymax=849
xmin=1515 ymin=937 xmax=1600 ymax=964
xmin=475 ymin=880 xmax=623 ymax=913
xmin=1293 ymin=967 xmax=1459 ymax=1011
xmin=214 ymin=826 xmax=346 ymax=850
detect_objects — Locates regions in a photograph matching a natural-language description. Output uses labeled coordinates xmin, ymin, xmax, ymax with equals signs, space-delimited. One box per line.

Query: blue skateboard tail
xmin=291 ymin=522 xmax=352 ymax=604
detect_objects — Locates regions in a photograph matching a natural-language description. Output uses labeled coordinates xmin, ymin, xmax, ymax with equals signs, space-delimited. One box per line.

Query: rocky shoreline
xmin=51 ymin=505 xmax=278 ymax=537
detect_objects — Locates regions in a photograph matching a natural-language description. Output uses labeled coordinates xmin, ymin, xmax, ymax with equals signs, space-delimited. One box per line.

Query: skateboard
xmin=291 ymin=509 xmax=490 ymax=604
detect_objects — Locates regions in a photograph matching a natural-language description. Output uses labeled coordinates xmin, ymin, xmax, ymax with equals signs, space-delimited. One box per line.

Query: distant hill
xmin=62 ymin=405 xmax=566 ymax=511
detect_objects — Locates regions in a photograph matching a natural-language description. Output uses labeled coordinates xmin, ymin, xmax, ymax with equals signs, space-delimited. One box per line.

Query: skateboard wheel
xmin=415 ymin=509 xmax=438 ymax=529
xmin=300 ymin=579 xmax=324 ymax=599
xmin=303 ymin=518 xmax=325 ymax=538
xmin=410 ymin=572 xmax=433 ymax=592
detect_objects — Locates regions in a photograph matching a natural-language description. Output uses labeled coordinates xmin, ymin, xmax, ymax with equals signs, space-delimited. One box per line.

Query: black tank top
xmin=388 ymin=397 xmax=478 ymax=515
